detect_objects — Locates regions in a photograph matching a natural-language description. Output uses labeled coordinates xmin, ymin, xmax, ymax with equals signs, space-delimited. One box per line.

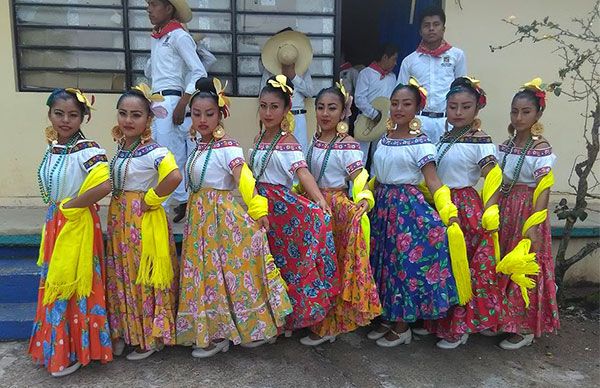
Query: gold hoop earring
xmin=530 ymin=121 xmax=544 ymax=140
xmin=141 ymin=126 xmax=152 ymax=144
xmin=408 ymin=118 xmax=422 ymax=135
xmin=213 ymin=123 xmax=225 ymax=139
xmin=45 ymin=125 xmax=58 ymax=144
xmin=111 ymin=125 xmax=124 ymax=142
xmin=336 ymin=121 xmax=349 ymax=136
xmin=385 ymin=118 xmax=397 ymax=131
xmin=472 ymin=117 xmax=482 ymax=131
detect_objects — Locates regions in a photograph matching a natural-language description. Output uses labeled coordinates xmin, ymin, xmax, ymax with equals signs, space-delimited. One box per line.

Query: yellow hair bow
xmin=213 ymin=78 xmax=231 ymax=109
xmin=65 ymin=88 xmax=95 ymax=111
xmin=335 ymin=79 xmax=350 ymax=103
xmin=268 ymin=74 xmax=294 ymax=95
xmin=409 ymin=77 xmax=428 ymax=97
xmin=132 ymin=83 xmax=164 ymax=103
xmin=523 ymin=77 xmax=543 ymax=92
xmin=463 ymin=76 xmax=481 ymax=88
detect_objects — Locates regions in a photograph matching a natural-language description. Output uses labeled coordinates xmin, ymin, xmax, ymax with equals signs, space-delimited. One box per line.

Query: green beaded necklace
xmin=37 ymin=132 xmax=82 ymax=204
xmin=436 ymin=125 xmax=474 ymax=165
xmin=249 ymin=130 xmax=282 ymax=181
xmin=306 ymin=134 xmax=339 ymax=184
xmin=186 ymin=138 xmax=215 ymax=193
xmin=500 ymin=135 xmax=534 ymax=194
xmin=110 ymin=138 xmax=142 ymax=196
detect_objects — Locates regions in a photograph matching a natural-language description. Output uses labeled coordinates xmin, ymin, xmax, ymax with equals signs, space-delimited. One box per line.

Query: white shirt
xmin=187 ymin=139 xmax=245 ymax=191
xmin=497 ymin=143 xmax=556 ymax=187
xmin=307 ymin=137 xmax=364 ymax=188
xmin=260 ymin=68 xmax=314 ymax=110
xmin=249 ymin=143 xmax=307 ymax=188
xmin=145 ymin=28 xmax=207 ymax=95
xmin=39 ymin=139 xmax=108 ymax=201
xmin=340 ymin=63 xmax=360 ymax=97
xmin=372 ymin=135 xmax=436 ymax=185
xmin=354 ymin=65 xmax=396 ymax=120
xmin=111 ymin=143 xmax=170 ymax=192
xmin=398 ymin=46 xmax=467 ymax=113
xmin=436 ymin=135 xmax=496 ymax=188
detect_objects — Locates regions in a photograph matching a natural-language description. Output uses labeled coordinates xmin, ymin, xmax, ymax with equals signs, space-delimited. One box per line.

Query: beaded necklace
xmin=249 ymin=130 xmax=283 ymax=181
xmin=37 ymin=132 xmax=82 ymax=204
xmin=110 ymin=138 xmax=142 ymax=196
xmin=436 ymin=125 xmax=474 ymax=165
xmin=500 ymin=135 xmax=534 ymax=194
xmin=186 ymin=138 xmax=215 ymax=192
xmin=306 ymin=134 xmax=339 ymax=184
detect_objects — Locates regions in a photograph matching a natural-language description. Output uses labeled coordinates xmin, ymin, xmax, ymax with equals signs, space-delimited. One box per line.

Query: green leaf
xmin=579 ymin=211 xmax=588 ymax=221
xmin=554 ymin=86 xmax=562 ymax=96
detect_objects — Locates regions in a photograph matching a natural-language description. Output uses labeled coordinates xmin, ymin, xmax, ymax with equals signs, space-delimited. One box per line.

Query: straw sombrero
xmin=166 ymin=0 xmax=192 ymax=23
xmin=261 ymin=30 xmax=313 ymax=75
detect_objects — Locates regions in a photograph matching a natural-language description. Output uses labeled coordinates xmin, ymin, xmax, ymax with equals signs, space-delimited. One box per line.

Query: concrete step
xmin=0 ymin=302 xmax=36 ymax=341
xmin=0 ymin=257 xmax=40 ymax=304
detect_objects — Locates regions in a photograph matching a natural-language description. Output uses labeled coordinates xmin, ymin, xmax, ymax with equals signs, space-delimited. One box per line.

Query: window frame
xmin=11 ymin=0 xmax=342 ymax=95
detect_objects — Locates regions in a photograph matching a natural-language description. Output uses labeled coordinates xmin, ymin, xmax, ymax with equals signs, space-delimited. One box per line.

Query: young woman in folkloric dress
xmin=29 ymin=88 xmax=113 ymax=377
xmin=250 ymin=75 xmax=340 ymax=335
xmin=176 ymin=77 xmax=291 ymax=358
xmin=105 ymin=85 xmax=181 ymax=361
xmin=496 ymin=79 xmax=559 ymax=350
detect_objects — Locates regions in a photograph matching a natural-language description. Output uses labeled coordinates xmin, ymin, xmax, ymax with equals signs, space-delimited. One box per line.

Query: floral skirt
xmin=498 ymin=185 xmax=559 ymax=336
xmin=176 ymin=189 xmax=292 ymax=347
xmin=257 ymin=183 xmax=340 ymax=330
xmin=370 ymin=184 xmax=458 ymax=323
xmin=311 ymin=190 xmax=381 ymax=337
xmin=28 ymin=203 xmax=112 ymax=373
xmin=105 ymin=192 xmax=179 ymax=351
xmin=426 ymin=187 xmax=502 ymax=339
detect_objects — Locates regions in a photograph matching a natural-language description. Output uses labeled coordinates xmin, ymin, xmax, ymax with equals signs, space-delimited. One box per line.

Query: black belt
xmin=154 ymin=89 xmax=182 ymax=97
xmin=291 ymin=109 xmax=307 ymax=115
xmin=419 ymin=111 xmax=446 ymax=118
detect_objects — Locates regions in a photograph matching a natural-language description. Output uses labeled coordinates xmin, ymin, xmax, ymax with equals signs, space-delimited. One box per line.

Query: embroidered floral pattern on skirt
xmin=176 ymin=189 xmax=292 ymax=347
xmin=312 ymin=190 xmax=381 ymax=337
xmin=498 ymin=185 xmax=559 ymax=336
xmin=257 ymin=183 xmax=340 ymax=330
xmin=29 ymin=203 xmax=113 ymax=373
xmin=370 ymin=184 xmax=458 ymax=323
xmin=105 ymin=192 xmax=179 ymax=350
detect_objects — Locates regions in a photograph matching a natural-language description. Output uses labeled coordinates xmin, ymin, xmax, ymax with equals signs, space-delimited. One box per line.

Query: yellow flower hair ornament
xmin=213 ymin=77 xmax=231 ymax=118
xmin=132 ymin=83 xmax=165 ymax=103
xmin=61 ymin=88 xmax=95 ymax=122
xmin=335 ymin=79 xmax=354 ymax=120
xmin=408 ymin=77 xmax=428 ymax=110
xmin=522 ymin=77 xmax=546 ymax=111
xmin=268 ymin=74 xmax=294 ymax=96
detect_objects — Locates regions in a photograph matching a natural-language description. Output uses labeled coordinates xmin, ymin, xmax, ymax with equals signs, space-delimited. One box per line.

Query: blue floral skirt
xmin=369 ymin=184 xmax=458 ymax=322
xmin=257 ymin=183 xmax=340 ymax=330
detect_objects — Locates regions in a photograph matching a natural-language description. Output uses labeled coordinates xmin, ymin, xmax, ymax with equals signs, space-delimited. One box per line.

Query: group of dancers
xmin=29 ymin=71 xmax=558 ymax=377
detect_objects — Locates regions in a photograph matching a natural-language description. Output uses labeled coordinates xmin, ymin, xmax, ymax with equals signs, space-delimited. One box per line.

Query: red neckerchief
xmin=340 ymin=61 xmax=353 ymax=71
xmin=368 ymin=61 xmax=390 ymax=80
xmin=416 ymin=40 xmax=453 ymax=57
xmin=151 ymin=20 xmax=183 ymax=39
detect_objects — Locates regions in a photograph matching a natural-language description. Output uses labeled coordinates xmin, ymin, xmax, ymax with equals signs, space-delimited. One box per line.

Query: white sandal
xmin=376 ymin=328 xmax=412 ymax=347
xmin=367 ymin=323 xmax=392 ymax=340
xmin=499 ymin=334 xmax=534 ymax=350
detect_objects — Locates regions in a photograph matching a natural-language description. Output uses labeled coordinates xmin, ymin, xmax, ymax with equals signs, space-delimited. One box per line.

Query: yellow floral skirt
xmin=312 ymin=190 xmax=382 ymax=337
xmin=105 ymin=192 xmax=179 ymax=350
xmin=176 ymin=189 xmax=292 ymax=348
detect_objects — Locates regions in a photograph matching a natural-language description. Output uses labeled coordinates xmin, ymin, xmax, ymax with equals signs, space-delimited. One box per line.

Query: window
xmin=12 ymin=0 xmax=339 ymax=95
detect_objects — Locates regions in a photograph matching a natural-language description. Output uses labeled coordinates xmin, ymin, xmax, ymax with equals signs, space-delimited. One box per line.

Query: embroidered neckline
xmin=117 ymin=143 xmax=160 ymax=158
xmin=498 ymin=143 xmax=552 ymax=157
xmin=382 ymin=135 xmax=431 ymax=146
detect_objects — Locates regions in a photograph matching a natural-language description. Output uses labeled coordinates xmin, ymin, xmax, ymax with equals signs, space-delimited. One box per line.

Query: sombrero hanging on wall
xmin=165 ymin=0 xmax=192 ymax=23
xmin=261 ymin=30 xmax=313 ymax=75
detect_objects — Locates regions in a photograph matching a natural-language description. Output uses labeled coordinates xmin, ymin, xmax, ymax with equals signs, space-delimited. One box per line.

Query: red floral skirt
xmin=498 ymin=185 xmax=559 ymax=336
xmin=28 ymin=203 xmax=113 ymax=374
xmin=426 ymin=187 xmax=501 ymax=340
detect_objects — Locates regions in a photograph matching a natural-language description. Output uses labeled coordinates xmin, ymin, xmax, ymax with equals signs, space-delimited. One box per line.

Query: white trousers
xmin=152 ymin=95 xmax=189 ymax=206
xmin=418 ymin=115 xmax=447 ymax=143
xmin=293 ymin=113 xmax=308 ymax=153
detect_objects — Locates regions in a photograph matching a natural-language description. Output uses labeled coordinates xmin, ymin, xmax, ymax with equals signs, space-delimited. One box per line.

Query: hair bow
xmin=335 ymin=79 xmax=354 ymax=120
xmin=63 ymin=88 xmax=95 ymax=122
xmin=132 ymin=83 xmax=164 ymax=103
xmin=213 ymin=78 xmax=231 ymax=118
xmin=522 ymin=77 xmax=546 ymax=110
xmin=268 ymin=74 xmax=294 ymax=95
xmin=408 ymin=77 xmax=428 ymax=110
